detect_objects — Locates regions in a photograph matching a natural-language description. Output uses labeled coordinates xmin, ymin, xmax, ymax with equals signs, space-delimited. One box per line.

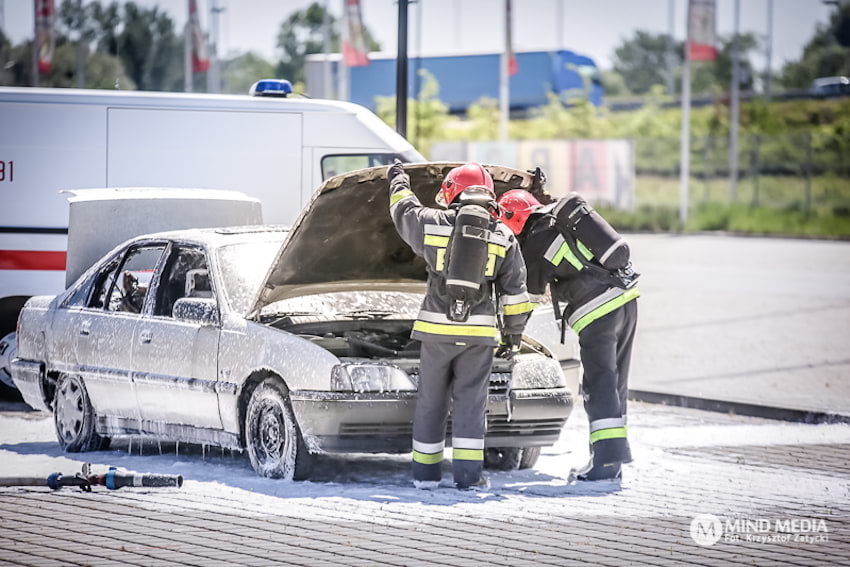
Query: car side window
xmin=64 ymin=270 xmax=98 ymax=308
xmin=106 ymin=246 xmax=166 ymax=314
xmin=154 ymin=246 xmax=214 ymax=318
xmin=89 ymin=258 xmax=123 ymax=310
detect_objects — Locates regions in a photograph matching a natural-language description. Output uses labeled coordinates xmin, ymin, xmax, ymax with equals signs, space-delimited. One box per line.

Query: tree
xmin=222 ymin=52 xmax=276 ymax=95
xmin=611 ymin=31 xmax=682 ymax=95
xmin=780 ymin=3 xmax=850 ymax=89
xmin=0 ymin=39 xmax=133 ymax=89
xmin=276 ymin=2 xmax=380 ymax=84
xmin=376 ymin=70 xmax=449 ymax=156
xmin=92 ymin=2 xmax=184 ymax=91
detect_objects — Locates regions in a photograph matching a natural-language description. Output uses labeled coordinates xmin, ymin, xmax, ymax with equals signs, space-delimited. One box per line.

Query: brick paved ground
xmin=1 ymin=402 xmax=849 ymax=566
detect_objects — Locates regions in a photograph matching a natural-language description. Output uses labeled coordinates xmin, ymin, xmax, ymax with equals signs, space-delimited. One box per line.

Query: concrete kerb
xmin=629 ymin=389 xmax=850 ymax=425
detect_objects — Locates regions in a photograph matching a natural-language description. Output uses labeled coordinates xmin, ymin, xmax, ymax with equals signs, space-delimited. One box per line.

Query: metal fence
xmin=634 ymin=133 xmax=850 ymax=212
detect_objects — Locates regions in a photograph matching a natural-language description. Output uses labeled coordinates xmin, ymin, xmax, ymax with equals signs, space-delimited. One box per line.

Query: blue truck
xmin=304 ymin=49 xmax=603 ymax=114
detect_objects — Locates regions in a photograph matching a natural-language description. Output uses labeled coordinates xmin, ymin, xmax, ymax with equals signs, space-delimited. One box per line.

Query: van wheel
xmin=245 ymin=379 xmax=313 ymax=480
xmin=519 ymin=447 xmax=541 ymax=469
xmin=54 ymin=374 xmax=109 ymax=452
xmin=484 ymin=447 xmax=523 ymax=470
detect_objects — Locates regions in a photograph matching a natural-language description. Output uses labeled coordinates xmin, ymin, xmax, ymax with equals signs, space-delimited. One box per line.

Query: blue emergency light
xmin=249 ymin=79 xmax=293 ymax=97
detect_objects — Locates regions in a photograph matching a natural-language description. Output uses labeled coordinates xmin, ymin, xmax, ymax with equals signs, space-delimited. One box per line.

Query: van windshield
xmin=321 ymin=153 xmax=419 ymax=181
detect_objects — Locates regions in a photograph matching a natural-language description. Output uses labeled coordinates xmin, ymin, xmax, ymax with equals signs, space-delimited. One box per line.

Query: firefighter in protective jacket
xmin=388 ymin=160 xmax=534 ymax=490
xmin=497 ymin=186 xmax=639 ymax=481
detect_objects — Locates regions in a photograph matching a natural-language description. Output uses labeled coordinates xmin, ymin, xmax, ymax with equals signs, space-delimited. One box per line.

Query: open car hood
xmin=249 ymin=162 xmax=535 ymax=317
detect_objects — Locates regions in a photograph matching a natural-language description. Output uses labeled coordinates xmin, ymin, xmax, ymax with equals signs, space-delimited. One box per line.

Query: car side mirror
xmin=173 ymin=297 xmax=219 ymax=326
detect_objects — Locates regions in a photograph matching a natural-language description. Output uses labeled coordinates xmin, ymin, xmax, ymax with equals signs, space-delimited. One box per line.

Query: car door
xmin=132 ymin=244 xmax=222 ymax=430
xmin=75 ymin=244 xmax=167 ymax=422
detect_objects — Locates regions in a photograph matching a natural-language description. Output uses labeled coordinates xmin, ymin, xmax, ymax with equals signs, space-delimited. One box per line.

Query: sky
xmin=0 ymin=0 xmax=836 ymax=72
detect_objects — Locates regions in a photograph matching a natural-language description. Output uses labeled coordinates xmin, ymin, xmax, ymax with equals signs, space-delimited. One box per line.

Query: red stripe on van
xmin=0 ymin=250 xmax=67 ymax=271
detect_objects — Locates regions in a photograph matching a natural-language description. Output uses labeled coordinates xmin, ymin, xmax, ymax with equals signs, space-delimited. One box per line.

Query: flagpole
xmin=729 ymin=0 xmax=741 ymax=201
xmin=499 ymin=0 xmax=510 ymax=142
xmin=322 ymin=0 xmax=332 ymax=98
xmin=184 ymin=18 xmax=192 ymax=93
xmin=32 ymin=0 xmax=38 ymax=87
xmin=679 ymin=3 xmax=692 ymax=227
xmin=339 ymin=0 xmax=349 ymax=100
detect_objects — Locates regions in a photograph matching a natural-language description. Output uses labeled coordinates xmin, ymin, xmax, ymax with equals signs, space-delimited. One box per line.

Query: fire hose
xmin=0 ymin=463 xmax=183 ymax=491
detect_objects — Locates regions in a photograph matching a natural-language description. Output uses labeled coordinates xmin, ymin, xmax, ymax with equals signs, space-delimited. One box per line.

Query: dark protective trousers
xmin=578 ymin=299 xmax=638 ymax=465
xmin=412 ymin=341 xmax=493 ymax=487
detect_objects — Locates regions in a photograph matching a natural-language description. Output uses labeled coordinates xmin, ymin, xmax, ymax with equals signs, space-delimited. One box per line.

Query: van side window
xmin=106 ymin=246 xmax=166 ymax=314
xmin=154 ymin=246 xmax=213 ymax=317
xmin=321 ymin=154 xmax=400 ymax=181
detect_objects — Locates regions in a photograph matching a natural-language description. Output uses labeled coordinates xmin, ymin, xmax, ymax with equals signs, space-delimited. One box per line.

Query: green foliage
xmin=600 ymin=70 xmax=631 ymax=97
xmin=221 ymin=52 xmax=276 ymax=95
xmin=611 ymin=31 xmax=680 ymax=95
xmin=691 ymin=33 xmax=760 ymax=94
xmin=375 ymin=70 xmax=449 ymax=156
xmin=780 ymin=3 xmax=850 ymax=89
xmin=466 ymin=97 xmax=501 ymax=140
xmin=276 ymin=2 xmax=380 ymax=84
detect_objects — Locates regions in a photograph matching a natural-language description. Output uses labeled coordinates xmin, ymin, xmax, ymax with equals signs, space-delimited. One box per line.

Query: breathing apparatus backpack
xmin=550 ymin=193 xmax=639 ymax=290
xmin=443 ymin=190 xmax=496 ymax=322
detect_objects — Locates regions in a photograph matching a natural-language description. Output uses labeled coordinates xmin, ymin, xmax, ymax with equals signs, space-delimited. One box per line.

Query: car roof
xmin=134 ymin=225 xmax=289 ymax=248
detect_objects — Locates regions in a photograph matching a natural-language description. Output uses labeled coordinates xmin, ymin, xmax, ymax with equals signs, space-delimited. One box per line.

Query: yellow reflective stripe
xmin=413 ymin=320 xmax=498 ymax=338
xmin=484 ymin=253 xmax=496 ymax=277
xmin=572 ymin=288 xmax=640 ymax=334
xmin=452 ymin=448 xmax=484 ymax=461
xmin=590 ymin=427 xmax=628 ymax=444
xmin=413 ymin=450 xmax=443 ymax=465
xmin=436 ymin=248 xmax=446 ymax=271
xmin=549 ymin=243 xmax=584 ymax=271
xmin=577 ymin=240 xmax=593 ymax=260
xmin=487 ymin=243 xmax=506 ymax=258
xmin=390 ymin=189 xmax=414 ymax=207
xmin=424 ymin=234 xmax=449 ymax=247
xmin=504 ymin=301 xmax=537 ymax=316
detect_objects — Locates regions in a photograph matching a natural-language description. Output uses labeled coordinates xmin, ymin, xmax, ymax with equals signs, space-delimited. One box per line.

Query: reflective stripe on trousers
xmin=589 ymin=417 xmax=627 ymax=444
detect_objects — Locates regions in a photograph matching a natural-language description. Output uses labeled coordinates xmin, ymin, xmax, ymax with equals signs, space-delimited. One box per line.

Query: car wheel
xmin=0 ymin=332 xmax=22 ymax=401
xmin=484 ymin=447 xmax=523 ymax=470
xmin=519 ymin=446 xmax=541 ymax=469
xmin=54 ymin=374 xmax=109 ymax=452
xmin=245 ymin=379 xmax=314 ymax=480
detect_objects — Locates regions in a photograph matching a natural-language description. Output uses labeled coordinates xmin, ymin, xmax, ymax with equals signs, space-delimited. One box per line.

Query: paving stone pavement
xmin=1 ymin=402 xmax=849 ymax=566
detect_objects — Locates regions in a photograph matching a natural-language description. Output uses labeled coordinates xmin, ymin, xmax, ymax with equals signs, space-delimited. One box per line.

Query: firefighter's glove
xmin=527 ymin=167 xmax=554 ymax=205
xmin=388 ymin=159 xmax=405 ymax=181
xmin=497 ymin=334 xmax=523 ymax=359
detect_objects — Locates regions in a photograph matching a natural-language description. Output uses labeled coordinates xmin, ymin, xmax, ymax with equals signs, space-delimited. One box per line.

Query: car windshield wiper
xmin=261 ymin=311 xmax=323 ymax=325
xmin=337 ymin=309 xmax=395 ymax=320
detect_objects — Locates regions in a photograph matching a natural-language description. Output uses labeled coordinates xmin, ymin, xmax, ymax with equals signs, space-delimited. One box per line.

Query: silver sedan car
xmin=12 ymin=163 xmax=577 ymax=479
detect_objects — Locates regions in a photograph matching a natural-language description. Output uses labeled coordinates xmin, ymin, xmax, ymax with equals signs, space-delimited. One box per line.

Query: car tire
xmin=54 ymin=374 xmax=109 ymax=452
xmin=484 ymin=447 xmax=523 ymax=471
xmin=518 ymin=446 xmax=541 ymax=469
xmin=245 ymin=379 xmax=314 ymax=480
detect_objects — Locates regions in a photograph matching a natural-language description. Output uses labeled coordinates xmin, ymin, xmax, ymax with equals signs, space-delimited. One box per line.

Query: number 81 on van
xmin=0 ymin=160 xmax=13 ymax=183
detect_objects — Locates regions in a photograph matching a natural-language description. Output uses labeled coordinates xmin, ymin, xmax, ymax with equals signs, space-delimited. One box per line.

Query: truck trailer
xmin=305 ymin=49 xmax=603 ymax=114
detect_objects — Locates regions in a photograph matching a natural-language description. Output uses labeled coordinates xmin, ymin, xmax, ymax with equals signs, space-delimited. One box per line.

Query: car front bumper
xmin=290 ymin=385 xmax=574 ymax=454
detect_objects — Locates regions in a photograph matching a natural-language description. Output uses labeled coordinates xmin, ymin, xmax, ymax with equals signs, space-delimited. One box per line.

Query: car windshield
xmin=216 ymin=240 xmax=282 ymax=315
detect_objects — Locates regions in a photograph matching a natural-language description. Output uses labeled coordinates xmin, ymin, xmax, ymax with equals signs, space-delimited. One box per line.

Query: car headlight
xmin=331 ymin=363 xmax=416 ymax=393
xmin=510 ymin=356 xmax=566 ymax=389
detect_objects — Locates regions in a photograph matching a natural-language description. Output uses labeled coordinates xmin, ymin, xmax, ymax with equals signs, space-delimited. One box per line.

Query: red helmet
xmin=497 ymin=190 xmax=542 ymax=235
xmin=437 ymin=162 xmax=495 ymax=207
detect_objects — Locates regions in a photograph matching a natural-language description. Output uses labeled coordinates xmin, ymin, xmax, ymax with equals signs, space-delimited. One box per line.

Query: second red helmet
xmin=497 ymin=190 xmax=543 ymax=235
xmin=437 ymin=162 xmax=495 ymax=207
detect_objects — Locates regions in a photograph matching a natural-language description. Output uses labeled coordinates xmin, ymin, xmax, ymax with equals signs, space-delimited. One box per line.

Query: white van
xmin=0 ymin=84 xmax=424 ymax=388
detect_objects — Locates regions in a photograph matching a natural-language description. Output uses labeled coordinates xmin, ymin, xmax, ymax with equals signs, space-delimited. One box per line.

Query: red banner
xmin=34 ymin=0 xmax=55 ymax=74
xmin=188 ymin=0 xmax=210 ymax=73
xmin=343 ymin=0 xmax=370 ymax=67
xmin=688 ymin=0 xmax=717 ymax=61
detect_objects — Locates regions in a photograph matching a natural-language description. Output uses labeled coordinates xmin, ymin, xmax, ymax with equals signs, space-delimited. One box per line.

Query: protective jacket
xmin=521 ymin=209 xmax=639 ymax=335
xmin=389 ymin=172 xmax=534 ymax=345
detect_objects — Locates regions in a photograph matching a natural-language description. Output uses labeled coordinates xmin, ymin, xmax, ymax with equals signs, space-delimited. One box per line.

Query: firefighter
xmin=387 ymin=160 xmax=534 ymax=490
xmin=497 ymin=187 xmax=639 ymax=481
